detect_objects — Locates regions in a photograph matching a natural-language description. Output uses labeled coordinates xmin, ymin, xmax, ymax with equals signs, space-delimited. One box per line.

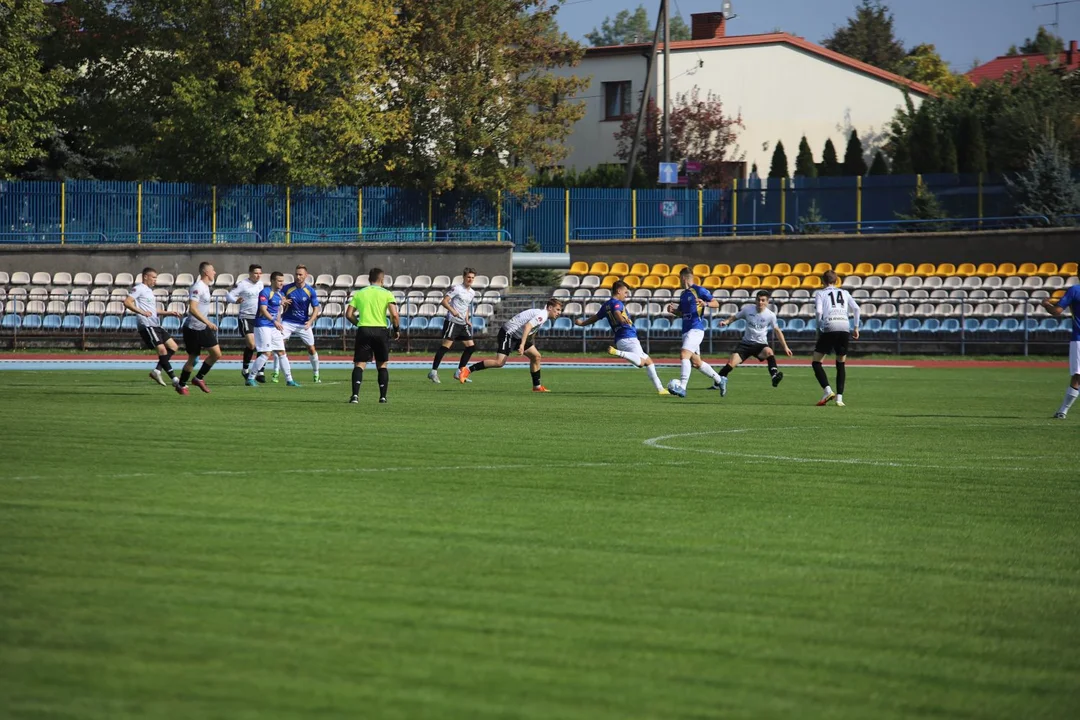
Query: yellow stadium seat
xmin=629 ymin=262 xmax=650 ymax=277
xmin=650 ymin=263 xmax=670 ymax=276
xmin=569 ymin=261 xmax=589 ymax=276
xmin=934 ymin=263 xmax=956 ymax=277
xmin=661 ymin=275 xmax=682 ymax=289
xmin=873 ymin=263 xmax=895 ymax=276
xmin=751 ymin=263 xmax=771 ymax=276
xmin=974 ymin=263 xmax=996 ymax=277
xmin=1052 ymin=289 xmax=1066 ymax=300
xmin=741 ymin=276 xmax=761 ymax=289
xmin=711 ymin=263 xmax=731 ymax=276
xmin=1061 ymin=262 xmax=1078 ymax=275
xmin=623 ymin=275 xmax=641 ymax=288
xmin=588 ymin=262 xmax=609 ymax=276
xmin=801 ymin=276 xmax=823 ymax=289
xmin=670 ymin=263 xmax=689 ymax=276
xmin=761 ymin=275 xmax=781 ymax=289
xmin=812 ymin=262 xmax=832 ymax=275
xmin=1038 ymin=261 xmax=1062 ymax=277
xmin=835 ymin=262 xmax=856 ymax=276
xmin=914 ymin=263 xmax=936 ymax=277
xmin=703 ymin=276 xmax=723 ymax=289
xmin=894 ymin=263 xmax=915 ymax=277
xmin=609 ymin=262 xmax=630 ymax=276
xmin=850 ymin=262 xmax=872 ymax=277
xmin=995 ymin=262 xmax=1017 ymax=277
xmin=781 ymin=275 xmax=801 ymax=289
xmin=642 ymin=275 xmax=662 ymax=289
xmin=791 ymin=263 xmax=812 ymax=277
xmin=600 ymin=275 xmax=619 ymax=289
xmin=955 ymin=263 xmax=976 ymax=277
xmin=722 ymin=276 xmax=742 ymax=289
xmin=731 ymin=263 xmax=752 ymax=277
xmin=1017 ymin=262 xmax=1038 ymax=276
xmin=771 ymin=262 xmax=792 ymax=276
xmin=692 ymin=264 xmax=711 ymax=277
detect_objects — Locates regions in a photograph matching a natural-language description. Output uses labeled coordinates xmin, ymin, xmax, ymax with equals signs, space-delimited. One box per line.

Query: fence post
xmin=731 ymin=179 xmax=738 ymax=236
xmin=496 ymin=190 xmax=502 ymax=241
xmin=780 ymin=177 xmax=787 ymax=234
xmin=428 ymin=192 xmax=433 ymax=242
xmin=358 ymin=187 xmax=363 ymax=236
xmin=211 ymin=185 xmax=217 ymax=244
xmin=698 ymin=188 xmax=703 ymax=237
xmin=631 ymin=189 xmax=637 ymax=240
xmin=286 ymin=186 xmax=291 ymax=245
xmin=564 ymin=189 xmax=570 ymax=253
xmin=60 ymin=181 xmax=66 ymax=245
xmin=977 ymin=173 xmax=983 ymax=229
xmin=137 ymin=183 xmax=142 ymax=244
xmin=856 ymin=176 xmax=862 ymax=235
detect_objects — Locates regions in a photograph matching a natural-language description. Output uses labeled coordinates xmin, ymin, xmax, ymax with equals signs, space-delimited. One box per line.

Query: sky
xmin=555 ymin=0 xmax=1080 ymax=71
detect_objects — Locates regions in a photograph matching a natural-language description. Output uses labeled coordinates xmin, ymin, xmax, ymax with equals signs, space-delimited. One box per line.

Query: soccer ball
xmin=666 ymin=379 xmax=686 ymax=397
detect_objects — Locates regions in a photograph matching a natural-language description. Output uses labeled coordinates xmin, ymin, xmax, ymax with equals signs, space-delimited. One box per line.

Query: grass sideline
xmin=0 ymin=367 xmax=1077 ymax=719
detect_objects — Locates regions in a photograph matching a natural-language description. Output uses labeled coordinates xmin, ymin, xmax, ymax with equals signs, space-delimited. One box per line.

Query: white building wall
xmin=552 ymin=42 xmax=925 ymax=178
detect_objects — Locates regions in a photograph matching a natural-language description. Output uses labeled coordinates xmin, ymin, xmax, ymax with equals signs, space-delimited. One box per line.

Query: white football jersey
xmin=815 ymin=286 xmax=861 ymax=333
xmin=444 ymin=283 xmax=476 ymax=325
xmin=736 ymin=304 xmax=776 ymax=345
xmin=227 ymin=277 xmax=263 ymax=318
xmin=129 ymin=283 xmax=160 ymax=328
xmin=503 ymin=308 xmax=549 ymax=338
xmin=184 ymin=279 xmax=213 ymax=330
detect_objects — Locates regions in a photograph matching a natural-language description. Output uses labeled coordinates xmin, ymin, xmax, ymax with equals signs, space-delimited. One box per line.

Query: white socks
xmin=250 ymin=354 xmax=269 ymax=377
xmin=823 ymin=385 xmax=834 ymax=397
xmin=645 ymin=363 xmax=663 ymax=390
xmin=1060 ymin=387 xmax=1079 ymax=416
xmin=615 ymin=348 xmax=643 ymax=367
xmin=696 ymin=361 xmax=722 ymax=382
xmin=310 ymin=352 xmax=319 ymax=374
xmin=274 ymin=354 xmax=281 ymax=373
xmin=679 ymin=359 xmax=691 ymax=387
xmin=278 ymin=354 xmax=293 ymax=382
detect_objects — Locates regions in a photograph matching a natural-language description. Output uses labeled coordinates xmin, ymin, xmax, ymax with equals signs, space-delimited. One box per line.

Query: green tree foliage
xmin=842 ymin=130 xmax=868 ymax=176
xmin=868 ymin=150 xmax=890 ymax=175
xmin=956 ymin=112 xmax=987 ymax=174
xmin=798 ymin=200 xmax=830 ymax=233
xmin=822 ymin=0 xmax=906 ymax=74
xmin=819 ymin=139 xmax=841 ymax=177
xmin=769 ymin=141 xmax=789 ymax=179
xmin=1005 ymin=133 xmax=1080 ymax=222
xmin=896 ymin=182 xmax=951 ymax=230
xmin=1007 ymin=26 xmax=1065 ymax=57
xmin=513 ymin=239 xmax=561 ymax=286
xmin=585 ymin=4 xmax=690 ymax=46
xmin=0 ymin=0 xmax=68 ymax=176
xmin=794 ymin=136 xmax=817 ymax=178
xmin=898 ymin=44 xmax=972 ymax=95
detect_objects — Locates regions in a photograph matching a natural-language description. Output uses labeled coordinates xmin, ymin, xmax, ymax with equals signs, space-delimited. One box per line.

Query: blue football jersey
xmin=601 ymin=298 xmax=638 ymax=341
xmin=255 ymin=287 xmax=284 ymax=328
xmin=676 ymin=285 xmax=713 ymax=332
xmin=1058 ymin=284 xmax=1080 ymax=341
xmin=282 ymin=282 xmax=320 ymax=323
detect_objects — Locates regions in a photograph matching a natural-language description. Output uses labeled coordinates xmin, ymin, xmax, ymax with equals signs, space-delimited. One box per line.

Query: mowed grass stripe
xmin=0 ymin=368 xmax=1077 ymax=719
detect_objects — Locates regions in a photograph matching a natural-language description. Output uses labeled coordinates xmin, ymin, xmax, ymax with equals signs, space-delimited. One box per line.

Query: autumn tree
xmin=586 ymin=4 xmax=690 ymax=46
xmin=898 ymin=44 xmax=972 ymax=95
xmin=823 ymin=0 xmax=906 ymax=74
xmin=614 ymin=88 xmax=742 ymax=188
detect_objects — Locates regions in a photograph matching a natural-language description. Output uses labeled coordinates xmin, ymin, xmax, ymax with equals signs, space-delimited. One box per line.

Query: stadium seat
xmin=40 ymin=314 xmax=62 ymax=329
xmin=761 ymin=276 xmax=781 ymax=289
xmin=955 ymin=263 xmax=976 ymax=277
xmin=427 ymin=316 xmax=444 ymax=333
xmin=748 ymin=263 xmax=769 ymax=277
xmin=563 ymin=302 xmax=583 ymax=316
xmin=69 ymin=272 xmax=91 ymax=287
xmin=973 ymin=263 xmax=996 ymax=278
xmin=472 ymin=275 xmax=490 ymax=290
xmin=786 ymin=318 xmax=806 ymax=332
xmin=741 ymin=276 xmax=761 ymax=289
xmin=690 ymin=264 xmax=710 ymax=278
xmin=811 ymin=262 xmax=832 ymax=275
xmin=962 ymin=318 xmax=980 ymax=332
xmin=833 ymin=262 xmax=854 ymax=277
xmin=489 ymin=275 xmax=509 ymax=290
xmin=623 ymin=276 xmax=641 ymax=288
xmin=731 ymin=263 xmax=752 ymax=277
xmin=650 ymin=263 xmax=671 ymax=277
xmin=579 ymin=275 xmax=600 ymax=289
xmin=801 ymin=276 xmax=823 ymax=290
xmin=552 ymin=317 xmax=573 ymax=332
xmin=977 ymin=318 xmax=998 ymax=332
xmin=30 ymin=272 xmax=50 ymax=286
xmin=913 ymin=263 xmax=935 ymax=277
xmin=560 ymin=275 xmax=580 ymax=289
xmin=102 ymin=315 xmax=122 ymax=331
xmin=411 ymin=317 xmax=431 ymax=332
xmin=61 ymin=314 xmax=82 ymax=330
xmin=851 ymin=262 xmax=873 ymax=277
xmin=868 ymin=263 xmax=892 ymax=277
xmin=1 ymin=313 xmax=20 ymax=329
xmin=599 ymin=275 xmax=617 ymax=289
xmin=1023 ymin=276 xmax=1044 ymax=290
xmin=780 ymin=275 xmax=800 ymax=289
xmin=1060 ymin=262 xmax=1078 ymax=276
xmin=650 ymin=317 xmax=671 ymax=331
xmin=670 ymin=264 xmax=689 ymax=276
xmin=862 ymin=318 xmax=882 ymax=333
xmin=89 ymin=272 xmax=111 ymax=287
xmin=119 ymin=315 xmax=137 ymax=331
xmin=161 ymin=316 xmax=180 ymax=331
xmin=711 ymin=263 xmax=732 ymax=276
xmin=722 ymin=276 xmax=741 ymax=289
xmin=639 ymin=275 xmax=660 ymax=289
xmin=587 ymin=262 xmax=609 ymax=276
xmin=887 ymin=263 xmax=910 ymax=277
xmin=941 ymin=318 xmax=960 ymax=333
xmin=702 ymin=276 xmax=722 ymax=289
xmin=569 ymin=261 xmax=589 ymax=276
xmin=629 ymin=263 xmax=650 ymax=277
xmin=766 ymin=262 xmax=788 ymax=277
xmin=933 ymin=263 xmax=955 ymax=278
xmin=1016 ymin=262 xmax=1037 ymax=276
xmin=999 ymin=318 xmax=1020 ymax=332
xmin=1038 ymin=318 xmax=1060 ymax=332
xmin=471 ymin=317 xmax=487 ymax=333
xmin=49 ymin=272 xmax=72 ymax=287
xmin=172 ymin=273 xmax=192 ymax=287
xmin=992 ymin=263 xmax=1016 ymax=278
xmin=900 ymin=318 xmax=921 ymax=333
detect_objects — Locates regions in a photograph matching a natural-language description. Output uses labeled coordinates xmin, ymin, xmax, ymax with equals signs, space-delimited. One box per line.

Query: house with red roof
xmin=548 ymin=11 xmax=934 ymax=179
xmin=966 ymin=41 xmax=1080 ymax=84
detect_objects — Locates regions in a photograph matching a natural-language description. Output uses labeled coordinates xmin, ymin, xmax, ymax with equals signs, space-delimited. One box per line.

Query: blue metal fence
xmin=0 ymin=174 xmax=1032 ymax=249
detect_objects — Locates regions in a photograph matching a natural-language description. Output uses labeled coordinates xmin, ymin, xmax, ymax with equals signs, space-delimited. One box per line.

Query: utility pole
xmin=623 ymin=1 xmax=665 ymax=188
xmin=662 ymin=0 xmax=671 ymax=175
xmin=1034 ymin=0 xmax=1080 ymax=31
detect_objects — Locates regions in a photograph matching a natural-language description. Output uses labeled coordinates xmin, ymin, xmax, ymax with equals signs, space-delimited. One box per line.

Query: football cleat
xmin=192 ymin=378 xmax=211 ymax=394
xmin=241 ymin=369 xmax=249 ymax=380
xmin=175 ymin=384 xmax=190 ymax=396
xmin=457 ymin=367 xmax=471 ymax=383
xmin=817 ymin=392 xmax=836 ymax=406
xmin=667 ymin=380 xmax=686 ymax=398
xmin=245 ymin=377 xmax=258 ymax=387
xmin=607 ymin=346 xmax=619 ymax=358
xmin=348 ymin=395 xmax=359 ymax=404
xmin=658 ymin=388 xmax=671 ymax=396
xmin=150 ymin=370 xmax=167 ymax=387
xmin=312 ymin=373 xmax=321 ymax=384
xmin=428 ymin=369 xmax=441 ymax=384
xmin=378 ymin=397 xmax=388 ymax=403
xmin=719 ymin=376 xmax=727 ymax=397
xmin=532 ymin=385 xmax=550 ymax=392
xmin=271 ymin=371 xmax=279 ymax=384
xmin=454 ymin=368 xmax=472 ymax=383
xmin=835 ymin=398 xmax=846 ymax=407
xmin=1053 ymin=412 xmax=1067 ymax=419
xmin=286 ymin=379 xmax=302 ymax=387
xmin=771 ymin=371 xmax=784 ymax=387
xmin=255 ymin=373 xmax=266 ymax=384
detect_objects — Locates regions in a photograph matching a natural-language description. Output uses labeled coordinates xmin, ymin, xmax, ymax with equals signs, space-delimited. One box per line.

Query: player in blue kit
xmin=663 ymin=267 xmax=725 ymax=397
xmin=245 ymin=271 xmax=301 ymax=387
xmin=278 ymin=264 xmax=322 ymax=383
xmin=575 ymin=280 xmax=669 ymax=395
xmin=1042 ymin=285 xmax=1080 ymax=419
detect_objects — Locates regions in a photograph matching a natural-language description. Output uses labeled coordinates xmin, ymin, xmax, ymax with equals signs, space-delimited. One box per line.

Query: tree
xmin=0 ymin=0 xmax=69 ymax=176
xmin=799 ymin=200 xmax=830 ymax=234
xmin=868 ymin=150 xmax=890 ymax=175
xmin=843 ymin=130 xmax=868 ymax=176
xmin=585 ymin=4 xmax=690 ymax=46
xmin=907 ymin=104 xmax=942 ymax=173
xmin=794 ymin=136 xmax=817 ymax=177
xmin=896 ymin=182 xmax=950 ymax=230
xmin=769 ymin=140 xmax=789 ymax=179
xmin=1007 ymin=26 xmax=1065 ymax=57
xmin=1005 ymin=133 xmax=1080 ymax=222
xmin=898 ymin=44 xmax=973 ymax=95
xmin=822 ymin=0 xmax=906 ymax=74
xmin=614 ymin=87 xmax=742 ymax=188
xmin=956 ymin=112 xmax=987 ymax=174
xmin=819 ymin=139 xmax=841 ymax=176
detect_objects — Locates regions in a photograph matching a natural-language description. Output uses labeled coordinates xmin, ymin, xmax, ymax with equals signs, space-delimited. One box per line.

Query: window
xmin=603 ymin=81 xmax=632 ymax=120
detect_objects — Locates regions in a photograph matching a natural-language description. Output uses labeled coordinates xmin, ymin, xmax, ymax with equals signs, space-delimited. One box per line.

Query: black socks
xmin=836 ymin=362 xmax=846 ymax=394
xmin=767 ymin=356 xmax=778 ymax=376
xmin=179 ymin=369 xmax=191 ymax=386
xmin=195 ymin=359 xmax=215 ymax=380
xmin=432 ymin=347 xmax=448 ymax=370
xmin=812 ymin=361 xmax=829 ymax=389
xmin=378 ymin=368 xmax=389 ymax=400
xmin=459 ymin=346 xmax=475 ymax=368
xmin=469 ymin=361 xmax=486 ymax=373
xmin=157 ymin=354 xmax=176 ymax=379
xmin=242 ymin=347 xmax=254 ymax=372
xmin=720 ymin=363 xmax=733 ymax=377
xmin=351 ymin=367 xmax=363 ymax=396
xmin=530 ymin=370 xmax=541 ymax=387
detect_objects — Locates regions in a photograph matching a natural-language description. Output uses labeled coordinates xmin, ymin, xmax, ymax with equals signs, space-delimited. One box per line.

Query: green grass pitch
xmin=0 ymin=366 xmax=1077 ymax=719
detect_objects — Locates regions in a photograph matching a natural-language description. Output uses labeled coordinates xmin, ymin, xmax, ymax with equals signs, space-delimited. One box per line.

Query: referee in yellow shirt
xmin=344 ymin=267 xmax=401 ymax=404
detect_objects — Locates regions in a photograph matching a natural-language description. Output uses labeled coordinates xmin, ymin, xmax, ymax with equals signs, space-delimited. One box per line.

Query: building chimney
xmin=1069 ymin=40 xmax=1078 ymax=65
xmin=691 ymin=12 xmax=727 ymax=40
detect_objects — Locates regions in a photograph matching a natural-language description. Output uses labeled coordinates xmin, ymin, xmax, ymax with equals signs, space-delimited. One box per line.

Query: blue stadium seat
xmin=634 ymin=318 xmax=650 ymax=332
xmin=21 ymin=314 xmax=42 ymax=330
xmin=1039 ymin=318 xmax=1060 ymax=332
xmin=162 ymin=316 xmax=180 ymax=330
xmin=920 ymin=318 xmax=940 ymax=333
xmin=1062 ymin=318 xmax=1074 ymax=332
xmin=775 ymin=318 xmax=787 ymax=331
xmin=963 ymin=318 xmax=980 ymax=332
xmin=428 ymin=316 xmax=444 ymax=333
xmin=728 ymin=319 xmax=745 ymax=332
xmin=220 ymin=317 xmax=239 ymax=334
xmin=863 ymin=318 xmax=882 ymax=333
xmin=1 ymin=314 xmax=19 ymax=329
xmin=121 ymin=315 xmax=138 ymax=331
xmin=410 ymin=317 xmax=429 ymax=331
xmin=805 ymin=319 xmax=817 ymax=333
xmin=43 ymin=314 xmax=62 ymax=330
xmin=314 ymin=317 xmax=335 ymax=334
xmin=554 ymin=317 xmax=573 ymax=332
xmin=999 ymin=318 xmax=1020 ymax=332
xmin=102 ymin=315 xmax=121 ymax=331
xmin=786 ymin=318 xmax=806 ymax=332
xmin=901 ymin=318 xmax=921 ymax=333
xmin=62 ymin=315 xmax=81 ymax=330
xmin=670 ymin=318 xmax=683 ymax=333
xmin=1024 ymin=318 xmax=1039 ymax=332
xmin=398 ymin=317 xmax=410 ymax=330
xmin=979 ymin=318 xmax=999 ymax=332
xmin=940 ymin=318 xmax=960 ymax=333
xmin=650 ymin=318 xmax=671 ymax=331
xmin=83 ymin=315 xmax=101 ymax=330
xmin=881 ymin=319 xmax=899 ymax=333
xmin=471 ymin=317 xmax=486 ymax=333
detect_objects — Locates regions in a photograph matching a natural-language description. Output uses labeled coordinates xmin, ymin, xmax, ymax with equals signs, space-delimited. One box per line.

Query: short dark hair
xmin=612 ymin=280 xmax=630 ymax=294
xmin=368 ymin=267 xmax=384 ymax=283
xmin=248 ymin=263 xmax=261 ymax=273
xmin=270 ymin=271 xmax=284 ymax=281
xmin=295 ymin=264 xmax=307 ymax=272
xmin=679 ymin=267 xmax=693 ymax=277
xmin=756 ymin=290 xmax=771 ymax=299
xmin=463 ymin=267 xmax=477 ymax=276
xmin=141 ymin=267 xmax=156 ymax=278
xmin=198 ymin=261 xmax=213 ymax=276
xmin=822 ymin=269 xmax=839 ymax=286
xmin=546 ymin=298 xmax=564 ymax=310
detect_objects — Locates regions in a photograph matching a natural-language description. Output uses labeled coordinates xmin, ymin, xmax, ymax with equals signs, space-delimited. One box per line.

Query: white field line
xmin=0 ymin=359 xmax=916 ymax=370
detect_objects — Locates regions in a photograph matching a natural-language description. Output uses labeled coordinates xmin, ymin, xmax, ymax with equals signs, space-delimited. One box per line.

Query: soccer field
xmin=0 ymin=366 xmax=1077 ymax=719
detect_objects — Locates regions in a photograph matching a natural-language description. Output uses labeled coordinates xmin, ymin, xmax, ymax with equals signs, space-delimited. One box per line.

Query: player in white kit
xmin=713 ymin=290 xmax=793 ymax=396
xmin=179 ymin=261 xmax=222 ymax=394
xmin=429 ymin=267 xmax=478 ymax=384
xmin=457 ymin=299 xmax=563 ymax=391
xmin=122 ymin=267 xmax=184 ymax=390
xmin=226 ymin=263 xmax=264 ymax=381
xmin=812 ymin=269 xmax=860 ymax=406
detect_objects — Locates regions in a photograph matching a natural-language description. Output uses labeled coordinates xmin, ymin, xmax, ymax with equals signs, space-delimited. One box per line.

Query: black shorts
xmin=138 ymin=325 xmax=172 ymax=350
xmin=733 ymin=341 xmax=768 ymax=360
xmin=182 ymin=326 xmax=219 ymax=355
xmin=354 ymin=326 xmax=390 ymax=364
xmin=238 ymin=317 xmax=255 ymax=336
xmin=496 ymin=328 xmax=533 ymax=356
xmin=814 ymin=331 xmax=850 ymax=357
xmin=442 ymin=320 xmax=473 ymax=342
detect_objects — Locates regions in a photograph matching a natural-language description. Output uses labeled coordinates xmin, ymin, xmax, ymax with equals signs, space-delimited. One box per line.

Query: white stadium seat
xmin=472 ymin=275 xmax=489 ymax=289
xmin=489 ymin=275 xmax=509 ymax=290
xmin=902 ymin=276 xmax=923 ymax=289
xmin=354 ymin=274 xmax=370 ymax=288
xmin=65 ymin=300 xmax=85 ymax=315
xmin=580 ymin=275 xmax=601 ymax=288
xmin=431 ymin=275 xmax=451 ymax=290
xmin=882 ymin=276 xmax=902 ymax=289
xmin=72 ymin=272 xmax=92 ymax=287
xmin=154 ymin=273 xmax=173 ymax=287
xmin=215 ymin=273 xmax=234 ymax=288
xmin=418 ymin=303 xmax=438 ymax=317
xmin=393 ymin=274 xmax=413 ymax=289
xmin=315 ymin=273 xmax=334 ymax=288
xmin=50 ymin=288 xmax=68 ymax=300
xmin=175 ymin=273 xmax=194 ymax=286
xmin=167 ymin=301 xmax=186 ymax=314
xmin=26 ymin=300 xmax=46 ymax=314
xmin=31 ymin=272 xmax=51 ymax=286
xmin=982 ymin=276 xmax=1002 ymax=289
xmin=0 ymin=271 xmax=9 ymax=285
xmin=52 ymin=272 xmax=72 ymax=286
xmin=92 ymin=272 xmax=113 ymax=286
xmin=86 ymin=301 xmax=107 ymax=315
xmin=334 ymin=274 xmax=354 ymax=289
xmin=105 ymin=301 xmax=125 ymax=315
xmin=114 ymin=272 xmax=134 ymax=287
xmin=11 ymin=271 xmax=31 ymax=286
xmin=942 ymin=276 xmax=963 ymax=289
xmin=563 ymin=302 xmax=583 ymax=316
xmin=862 ymin=276 xmax=882 ymax=289
xmin=559 ymin=275 xmax=580 ymax=289
xmin=5 ymin=300 xmax=26 ymax=314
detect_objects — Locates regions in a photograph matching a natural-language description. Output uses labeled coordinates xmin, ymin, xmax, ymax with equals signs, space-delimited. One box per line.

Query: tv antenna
xmin=722 ymin=1 xmax=737 ymax=21
xmin=1034 ymin=0 xmax=1080 ymax=31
